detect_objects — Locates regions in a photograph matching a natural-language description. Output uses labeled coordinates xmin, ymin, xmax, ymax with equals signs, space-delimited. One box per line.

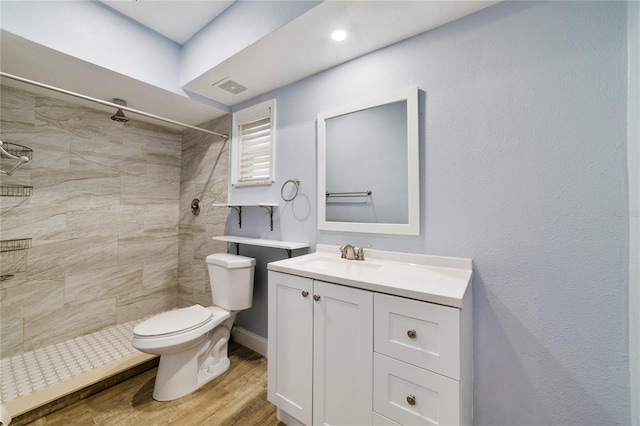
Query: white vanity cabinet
xmin=268 ymin=271 xmax=373 ymax=426
xmin=267 ymin=244 xmax=473 ymax=426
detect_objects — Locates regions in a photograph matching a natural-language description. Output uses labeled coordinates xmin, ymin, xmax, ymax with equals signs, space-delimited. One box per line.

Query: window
xmin=231 ymin=99 xmax=276 ymax=186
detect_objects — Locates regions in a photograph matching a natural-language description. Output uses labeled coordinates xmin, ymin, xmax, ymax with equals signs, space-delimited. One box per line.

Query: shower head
xmin=111 ymin=99 xmax=129 ymax=123
xmin=111 ymin=109 xmax=128 ymax=122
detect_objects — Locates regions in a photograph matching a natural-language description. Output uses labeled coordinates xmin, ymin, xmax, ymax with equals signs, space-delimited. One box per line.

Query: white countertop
xmin=267 ymin=244 xmax=472 ymax=308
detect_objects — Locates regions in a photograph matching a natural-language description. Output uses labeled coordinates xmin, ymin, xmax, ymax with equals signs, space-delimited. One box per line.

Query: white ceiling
xmin=98 ymin=0 xmax=235 ymax=45
xmin=184 ymin=0 xmax=500 ymax=106
xmin=0 ymin=1 xmax=499 ymax=130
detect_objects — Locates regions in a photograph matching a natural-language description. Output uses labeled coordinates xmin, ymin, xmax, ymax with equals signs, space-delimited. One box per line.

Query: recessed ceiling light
xmin=331 ymin=30 xmax=347 ymax=42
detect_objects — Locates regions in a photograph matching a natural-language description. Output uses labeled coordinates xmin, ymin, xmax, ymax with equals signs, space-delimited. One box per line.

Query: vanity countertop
xmin=267 ymin=244 xmax=472 ymax=308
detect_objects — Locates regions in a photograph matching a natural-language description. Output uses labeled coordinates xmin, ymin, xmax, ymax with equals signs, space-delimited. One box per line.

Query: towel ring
xmin=281 ymin=179 xmax=300 ymax=202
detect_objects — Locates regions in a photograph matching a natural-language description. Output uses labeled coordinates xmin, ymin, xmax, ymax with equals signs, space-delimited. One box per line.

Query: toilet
xmin=132 ymin=253 xmax=255 ymax=401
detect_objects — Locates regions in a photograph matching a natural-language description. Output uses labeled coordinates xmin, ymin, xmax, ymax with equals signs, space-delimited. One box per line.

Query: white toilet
xmin=132 ymin=253 xmax=255 ymax=401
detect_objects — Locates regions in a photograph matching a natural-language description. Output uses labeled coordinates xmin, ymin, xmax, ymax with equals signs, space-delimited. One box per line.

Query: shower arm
xmin=0 ymin=72 xmax=229 ymax=139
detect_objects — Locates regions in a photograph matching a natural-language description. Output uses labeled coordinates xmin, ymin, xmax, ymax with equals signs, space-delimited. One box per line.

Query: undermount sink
xmin=294 ymin=256 xmax=383 ymax=271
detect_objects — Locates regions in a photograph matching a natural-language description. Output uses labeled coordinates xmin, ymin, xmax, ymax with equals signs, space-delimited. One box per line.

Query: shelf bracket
xmin=286 ymin=249 xmax=293 ymax=258
xmin=260 ymin=205 xmax=274 ymax=231
xmin=230 ymin=206 xmax=242 ymax=229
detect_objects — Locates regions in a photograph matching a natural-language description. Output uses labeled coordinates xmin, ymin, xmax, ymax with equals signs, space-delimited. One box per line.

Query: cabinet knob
xmin=313 ymin=294 xmax=321 ymax=301
xmin=301 ymin=291 xmax=309 ymax=298
xmin=407 ymin=329 xmax=417 ymax=339
xmin=407 ymin=394 xmax=416 ymax=406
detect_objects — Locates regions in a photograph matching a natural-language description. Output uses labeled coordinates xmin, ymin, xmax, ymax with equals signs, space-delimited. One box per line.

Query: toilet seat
xmin=132 ymin=305 xmax=231 ymax=353
xmin=134 ymin=304 xmax=214 ymax=339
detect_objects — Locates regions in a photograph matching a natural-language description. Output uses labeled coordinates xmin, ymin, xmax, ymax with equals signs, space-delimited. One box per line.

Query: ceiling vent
xmin=216 ymin=79 xmax=249 ymax=95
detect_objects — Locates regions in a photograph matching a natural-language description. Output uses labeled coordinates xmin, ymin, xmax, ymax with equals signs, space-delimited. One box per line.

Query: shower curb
xmin=5 ymin=354 xmax=158 ymax=426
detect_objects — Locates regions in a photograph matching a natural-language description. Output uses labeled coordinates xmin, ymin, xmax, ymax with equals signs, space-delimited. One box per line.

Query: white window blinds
xmin=238 ymin=117 xmax=271 ymax=184
xmin=232 ymin=99 xmax=275 ymax=186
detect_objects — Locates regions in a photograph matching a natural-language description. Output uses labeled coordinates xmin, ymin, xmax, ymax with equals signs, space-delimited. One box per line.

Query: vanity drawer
xmin=374 ymin=293 xmax=460 ymax=379
xmin=373 ymin=353 xmax=459 ymax=426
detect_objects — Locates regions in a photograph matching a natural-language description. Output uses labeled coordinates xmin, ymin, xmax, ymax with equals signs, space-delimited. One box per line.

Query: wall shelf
xmin=2 ymin=142 xmax=33 ymax=160
xmin=212 ymin=203 xmax=278 ymax=231
xmin=0 ymin=184 xmax=33 ymax=197
xmin=212 ymin=236 xmax=308 ymax=258
xmin=1 ymin=238 xmax=32 ymax=253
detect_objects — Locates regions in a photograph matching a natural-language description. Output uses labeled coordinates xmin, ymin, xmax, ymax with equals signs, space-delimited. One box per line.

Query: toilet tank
xmin=206 ymin=253 xmax=255 ymax=311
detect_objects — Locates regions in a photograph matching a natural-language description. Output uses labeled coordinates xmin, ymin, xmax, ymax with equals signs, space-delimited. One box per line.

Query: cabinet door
xmin=268 ymin=271 xmax=313 ymax=425
xmin=313 ymin=281 xmax=373 ymax=426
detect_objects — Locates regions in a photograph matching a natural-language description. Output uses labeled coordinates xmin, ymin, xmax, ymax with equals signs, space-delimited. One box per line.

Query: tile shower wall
xmin=0 ymin=85 xmax=182 ymax=358
xmin=177 ymin=115 xmax=230 ymax=307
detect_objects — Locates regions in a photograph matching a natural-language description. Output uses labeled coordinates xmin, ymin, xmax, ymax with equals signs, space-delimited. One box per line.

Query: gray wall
xmin=227 ymin=2 xmax=630 ymax=424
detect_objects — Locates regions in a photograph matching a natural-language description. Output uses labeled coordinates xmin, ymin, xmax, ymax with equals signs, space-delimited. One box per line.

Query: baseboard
xmin=231 ymin=326 xmax=268 ymax=358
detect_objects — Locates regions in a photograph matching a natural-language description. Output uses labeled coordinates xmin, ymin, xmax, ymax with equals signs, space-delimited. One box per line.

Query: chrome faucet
xmin=356 ymin=245 xmax=371 ymax=261
xmin=340 ymin=244 xmax=357 ymax=260
xmin=340 ymin=244 xmax=371 ymax=261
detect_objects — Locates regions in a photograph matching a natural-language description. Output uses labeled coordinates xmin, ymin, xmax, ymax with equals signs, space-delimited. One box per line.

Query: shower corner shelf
xmin=1 ymin=184 xmax=33 ymax=197
xmin=1 ymin=142 xmax=33 ymax=160
xmin=0 ymin=238 xmax=32 ymax=253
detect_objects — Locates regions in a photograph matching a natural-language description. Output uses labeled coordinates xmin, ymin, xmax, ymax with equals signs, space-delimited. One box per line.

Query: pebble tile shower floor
xmin=0 ymin=319 xmax=143 ymax=404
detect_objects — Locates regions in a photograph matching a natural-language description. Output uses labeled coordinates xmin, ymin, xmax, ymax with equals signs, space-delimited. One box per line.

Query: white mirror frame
xmin=317 ymin=86 xmax=420 ymax=235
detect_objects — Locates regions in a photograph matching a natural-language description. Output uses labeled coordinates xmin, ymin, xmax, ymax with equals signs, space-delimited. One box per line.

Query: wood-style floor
xmin=24 ymin=343 xmax=283 ymax=425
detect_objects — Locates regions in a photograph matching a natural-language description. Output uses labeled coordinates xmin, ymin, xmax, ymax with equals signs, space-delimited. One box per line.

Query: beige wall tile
xmin=121 ymin=172 xmax=179 ymax=204
xmin=24 ymin=298 xmax=117 ymax=351
xmin=70 ymin=134 xmax=146 ymax=176
xmin=1 ymin=200 xmax=67 ymax=242
xmin=0 ymin=276 xmax=64 ymax=321
xmin=0 ymin=250 xmax=28 ymax=276
xmin=144 ymin=203 xmax=179 ymax=236
xmin=28 ymin=237 xmax=119 ymax=278
xmin=0 ymin=85 xmax=35 ymax=125
xmin=0 ymin=318 xmax=24 ymax=358
xmin=30 ymin=168 xmax=121 ymax=207
xmin=116 ymin=287 xmax=177 ymax=323
xmin=65 ymin=264 xmax=143 ymax=305
xmin=143 ymin=261 xmax=178 ymax=290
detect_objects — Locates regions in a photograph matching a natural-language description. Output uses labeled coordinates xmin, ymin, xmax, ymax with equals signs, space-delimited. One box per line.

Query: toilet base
xmin=152 ymin=323 xmax=233 ymax=401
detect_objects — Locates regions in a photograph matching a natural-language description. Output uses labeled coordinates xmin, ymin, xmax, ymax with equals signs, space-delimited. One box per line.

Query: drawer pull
xmin=313 ymin=294 xmax=321 ymax=301
xmin=301 ymin=291 xmax=309 ymax=298
xmin=407 ymin=394 xmax=416 ymax=406
xmin=407 ymin=329 xmax=417 ymax=339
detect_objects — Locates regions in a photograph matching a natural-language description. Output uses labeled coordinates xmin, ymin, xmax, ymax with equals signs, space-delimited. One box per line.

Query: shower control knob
xmin=407 ymin=329 xmax=417 ymax=339
xmin=301 ymin=291 xmax=309 ymax=298
xmin=313 ymin=294 xmax=321 ymax=302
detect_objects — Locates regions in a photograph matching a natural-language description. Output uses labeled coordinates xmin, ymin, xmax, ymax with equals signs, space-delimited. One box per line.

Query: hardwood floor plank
xmin=23 ymin=343 xmax=283 ymax=425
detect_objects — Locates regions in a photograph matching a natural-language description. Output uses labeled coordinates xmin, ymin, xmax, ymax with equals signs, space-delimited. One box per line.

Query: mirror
xmin=317 ymin=86 xmax=419 ymax=235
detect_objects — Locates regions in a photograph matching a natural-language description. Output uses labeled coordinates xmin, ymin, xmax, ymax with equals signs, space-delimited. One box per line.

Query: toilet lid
xmin=133 ymin=304 xmax=214 ymax=338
